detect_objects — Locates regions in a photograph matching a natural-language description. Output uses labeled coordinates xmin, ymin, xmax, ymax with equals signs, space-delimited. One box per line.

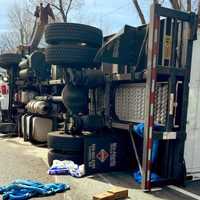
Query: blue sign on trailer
xmin=84 ymin=132 xmax=132 ymax=175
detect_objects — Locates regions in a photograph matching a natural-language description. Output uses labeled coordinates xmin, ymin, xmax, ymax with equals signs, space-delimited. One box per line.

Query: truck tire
xmin=48 ymin=131 xmax=84 ymax=152
xmin=0 ymin=53 xmax=21 ymax=68
xmin=48 ymin=150 xmax=83 ymax=166
xmin=45 ymin=44 xmax=100 ymax=68
xmin=0 ymin=123 xmax=16 ymax=134
xmin=45 ymin=23 xmax=103 ymax=47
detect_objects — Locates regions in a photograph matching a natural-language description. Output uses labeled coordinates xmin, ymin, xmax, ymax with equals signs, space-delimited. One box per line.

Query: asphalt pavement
xmin=0 ymin=134 xmax=200 ymax=200
xmin=0 ymin=135 xmax=64 ymax=200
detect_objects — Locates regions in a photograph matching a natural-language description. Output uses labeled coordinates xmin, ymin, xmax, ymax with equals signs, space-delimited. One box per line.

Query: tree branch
xmin=169 ymin=0 xmax=181 ymax=9
xmin=66 ymin=0 xmax=73 ymax=21
xmin=48 ymin=2 xmax=62 ymax=11
xmin=131 ymin=0 xmax=146 ymax=24
xmin=187 ymin=0 xmax=191 ymax=11
xmin=59 ymin=0 xmax=67 ymax=22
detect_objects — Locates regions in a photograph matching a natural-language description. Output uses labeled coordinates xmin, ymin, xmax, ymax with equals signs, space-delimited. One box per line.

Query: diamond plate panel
xmin=115 ymin=83 xmax=168 ymax=125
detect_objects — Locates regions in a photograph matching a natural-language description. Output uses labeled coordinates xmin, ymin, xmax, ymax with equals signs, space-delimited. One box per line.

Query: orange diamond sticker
xmin=96 ymin=149 xmax=109 ymax=163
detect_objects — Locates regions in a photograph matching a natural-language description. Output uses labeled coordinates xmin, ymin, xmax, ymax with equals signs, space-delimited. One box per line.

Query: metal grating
xmin=154 ymin=83 xmax=168 ymax=124
xmin=115 ymin=83 xmax=168 ymax=125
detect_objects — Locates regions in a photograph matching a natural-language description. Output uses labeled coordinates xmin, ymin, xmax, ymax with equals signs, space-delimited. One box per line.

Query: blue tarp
xmin=133 ymin=123 xmax=159 ymax=163
xmin=0 ymin=179 xmax=69 ymax=200
xmin=133 ymin=123 xmax=161 ymax=183
xmin=133 ymin=170 xmax=160 ymax=184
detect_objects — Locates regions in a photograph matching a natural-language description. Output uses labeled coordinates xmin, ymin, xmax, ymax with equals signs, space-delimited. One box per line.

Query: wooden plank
xmin=108 ymin=187 xmax=128 ymax=199
xmin=93 ymin=192 xmax=115 ymax=200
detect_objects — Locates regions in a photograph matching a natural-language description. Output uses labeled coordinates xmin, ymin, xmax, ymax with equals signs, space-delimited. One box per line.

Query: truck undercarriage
xmin=0 ymin=3 xmax=197 ymax=192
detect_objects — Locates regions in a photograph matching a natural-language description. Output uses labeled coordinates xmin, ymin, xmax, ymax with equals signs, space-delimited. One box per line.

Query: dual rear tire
xmin=45 ymin=23 xmax=102 ymax=68
xmin=45 ymin=23 xmax=102 ymax=47
xmin=0 ymin=53 xmax=21 ymax=69
xmin=47 ymin=131 xmax=84 ymax=166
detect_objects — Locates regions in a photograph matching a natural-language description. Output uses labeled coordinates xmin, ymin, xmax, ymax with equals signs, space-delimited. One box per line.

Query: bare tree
xmin=8 ymin=2 xmax=34 ymax=45
xmin=0 ymin=0 xmax=84 ymax=52
xmin=0 ymin=32 xmax=20 ymax=53
xmin=0 ymin=2 xmax=34 ymax=53
xmin=30 ymin=0 xmax=84 ymax=22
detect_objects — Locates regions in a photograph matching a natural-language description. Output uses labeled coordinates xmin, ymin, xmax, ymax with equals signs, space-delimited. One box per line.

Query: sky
xmin=0 ymin=0 xmax=26 ymax=32
xmin=0 ymin=0 xmax=152 ymax=35
xmin=0 ymin=0 xmax=170 ymax=35
xmin=0 ymin=0 xmax=11 ymax=32
xmin=68 ymin=0 xmax=152 ymax=34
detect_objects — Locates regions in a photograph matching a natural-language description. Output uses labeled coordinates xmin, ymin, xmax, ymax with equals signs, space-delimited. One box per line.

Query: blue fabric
xmin=152 ymin=140 xmax=159 ymax=164
xmin=133 ymin=123 xmax=160 ymax=163
xmin=133 ymin=123 xmax=162 ymax=183
xmin=133 ymin=170 xmax=160 ymax=184
xmin=0 ymin=179 xmax=69 ymax=200
xmin=133 ymin=123 xmax=145 ymax=138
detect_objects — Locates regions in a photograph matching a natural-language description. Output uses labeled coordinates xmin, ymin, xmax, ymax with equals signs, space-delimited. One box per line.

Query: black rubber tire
xmin=45 ymin=44 xmax=100 ymax=68
xmin=48 ymin=131 xmax=84 ymax=152
xmin=48 ymin=149 xmax=83 ymax=166
xmin=0 ymin=123 xmax=16 ymax=134
xmin=0 ymin=53 xmax=21 ymax=68
xmin=45 ymin=23 xmax=103 ymax=47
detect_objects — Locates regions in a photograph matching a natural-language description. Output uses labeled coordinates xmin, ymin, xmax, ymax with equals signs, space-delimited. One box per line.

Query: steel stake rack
xmin=142 ymin=3 xmax=197 ymax=191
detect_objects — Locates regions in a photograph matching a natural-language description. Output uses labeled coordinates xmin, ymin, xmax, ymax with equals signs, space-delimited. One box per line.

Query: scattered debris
xmin=93 ymin=187 xmax=128 ymax=200
xmin=107 ymin=187 xmax=128 ymax=199
xmin=48 ymin=160 xmax=85 ymax=177
xmin=93 ymin=192 xmax=115 ymax=200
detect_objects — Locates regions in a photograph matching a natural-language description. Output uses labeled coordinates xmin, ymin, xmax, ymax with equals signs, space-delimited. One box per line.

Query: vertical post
xmin=142 ymin=3 xmax=160 ymax=191
xmin=8 ymin=67 xmax=14 ymax=122
xmin=164 ymin=18 xmax=177 ymax=178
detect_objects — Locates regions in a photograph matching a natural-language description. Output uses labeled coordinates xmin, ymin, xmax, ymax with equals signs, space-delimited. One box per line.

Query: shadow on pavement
xmin=88 ymin=171 xmax=140 ymax=189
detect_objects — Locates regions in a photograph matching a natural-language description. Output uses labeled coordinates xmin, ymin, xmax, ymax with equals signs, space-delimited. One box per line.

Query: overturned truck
xmin=0 ymin=3 xmax=198 ymax=191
